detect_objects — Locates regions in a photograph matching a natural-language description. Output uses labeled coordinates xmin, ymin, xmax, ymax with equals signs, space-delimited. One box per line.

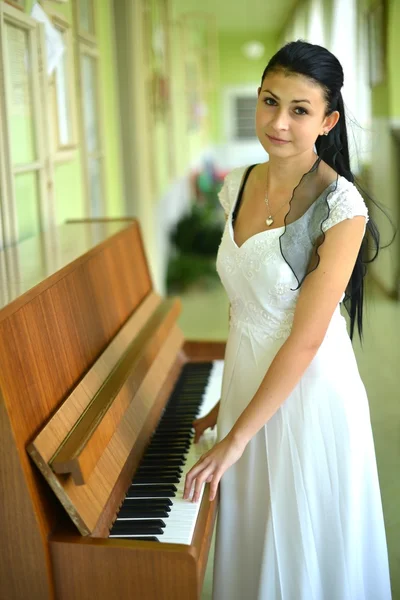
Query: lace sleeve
xmin=217 ymin=166 xmax=249 ymax=217
xmin=217 ymin=178 xmax=231 ymax=216
xmin=322 ymin=184 xmax=369 ymax=234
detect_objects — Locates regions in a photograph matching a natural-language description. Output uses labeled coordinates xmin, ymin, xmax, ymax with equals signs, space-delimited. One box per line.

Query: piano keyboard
xmin=109 ymin=360 xmax=223 ymax=545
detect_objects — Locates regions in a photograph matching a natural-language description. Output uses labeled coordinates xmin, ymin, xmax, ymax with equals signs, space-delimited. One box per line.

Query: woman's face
xmin=255 ymin=70 xmax=339 ymax=158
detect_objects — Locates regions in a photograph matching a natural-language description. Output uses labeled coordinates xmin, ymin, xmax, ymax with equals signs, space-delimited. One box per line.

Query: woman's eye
xmin=263 ymin=98 xmax=308 ymax=116
xmin=295 ymin=107 xmax=308 ymax=116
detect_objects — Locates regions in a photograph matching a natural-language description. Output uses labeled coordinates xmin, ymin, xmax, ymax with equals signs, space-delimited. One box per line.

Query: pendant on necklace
xmin=266 ymin=216 xmax=274 ymax=226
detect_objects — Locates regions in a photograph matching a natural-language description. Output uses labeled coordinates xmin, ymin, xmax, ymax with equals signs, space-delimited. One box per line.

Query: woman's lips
xmin=267 ymin=134 xmax=290 ymax=145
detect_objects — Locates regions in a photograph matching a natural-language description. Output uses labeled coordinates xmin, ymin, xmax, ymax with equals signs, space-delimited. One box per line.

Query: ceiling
xmin=172 ymin=0 xmax=300 ymax=34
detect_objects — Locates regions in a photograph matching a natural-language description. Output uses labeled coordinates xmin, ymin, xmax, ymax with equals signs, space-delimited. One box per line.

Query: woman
xmin=183 ymin=40 xmax=392 ymax=599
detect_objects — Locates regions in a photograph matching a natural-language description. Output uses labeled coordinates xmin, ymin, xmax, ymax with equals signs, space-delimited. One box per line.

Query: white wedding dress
xmin=212 ymin=165 xmax=392 ymax=600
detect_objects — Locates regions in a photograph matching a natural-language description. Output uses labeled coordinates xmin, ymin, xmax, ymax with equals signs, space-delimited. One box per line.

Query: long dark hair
xmin=260 ymin=40 xmax=395 ymax=343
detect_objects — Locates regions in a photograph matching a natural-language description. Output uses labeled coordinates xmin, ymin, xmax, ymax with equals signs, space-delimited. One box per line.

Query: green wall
xmin=388 ymin=0 xmax=400 ymax=117
xmin=218 ymin=32 xmax=278 ymax=86
xmin=361 ymin=0 xmax=400 ymax=119
xmin=96 ymin=0 xmax=124 ymax=216
xmin=215 ymin=31 xmax=279 ymax=142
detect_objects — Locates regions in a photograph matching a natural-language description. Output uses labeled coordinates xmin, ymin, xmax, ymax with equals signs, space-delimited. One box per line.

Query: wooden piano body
xmin=0 ymin=219 xmax=225 ymax=600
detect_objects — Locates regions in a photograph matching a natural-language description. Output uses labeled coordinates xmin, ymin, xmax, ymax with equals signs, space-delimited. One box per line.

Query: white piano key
xmin=110 ymin=360 xmax=223 ymax=545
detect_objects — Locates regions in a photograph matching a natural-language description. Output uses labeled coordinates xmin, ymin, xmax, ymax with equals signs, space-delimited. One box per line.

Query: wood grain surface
xmin=0 ymin=220 xmax=152 ymax=597
xmin=0 ymin=218 xmax=226 ymax=599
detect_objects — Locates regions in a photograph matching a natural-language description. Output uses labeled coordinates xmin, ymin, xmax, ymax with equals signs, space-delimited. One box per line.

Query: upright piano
xmin=0 ymin=219 xmax=225 ymax=600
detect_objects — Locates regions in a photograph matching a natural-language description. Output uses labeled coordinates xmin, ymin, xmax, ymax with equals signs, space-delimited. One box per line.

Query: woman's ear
xmin=324 ymin=110 xmax=340 ymax=132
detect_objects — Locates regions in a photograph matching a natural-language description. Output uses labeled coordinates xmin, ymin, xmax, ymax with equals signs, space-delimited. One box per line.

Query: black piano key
xmin=132 ymin=474 xmax=181 ymax=484
xmin=152 ymin=429 xmax=194 ymax=435
xmin=150 ymin=431 xmax=193 ymax=438
xmin=162 ymin=407 xmax=197 ymax=412
xmin=147 ymin=441 xmax=191 ymax=449
xmin=145 ymin=449 xmax=189 ymax=457
xmin=149 ymin=438 xmax=191 ymax=445
xmin=122 ymin=498 xmax=172 ymax=508
xmin=134 ymin=466 xmax=182 ymax=477
xmin=143 ymin=454 xmax=188 ymax=461
xmin=156 ymin=424 xmax=195 ymax=431
xmin=112 ymin=517 xmax=166 ymax=528
xmin=161 ymin=414 xmax=198 ymax=421
xmin=172 ymin=390 xmax=204 ymax=396
xmin=147 ymin=438 xmax=191 ymax=445
xmin=167 ymin=394 xmax=201 ymax=399
xmin=118 ymin=507 xmax=169 ymax=518
xmin=156 ymin=422 xmax=195 ymax=428
xmin=137 ymin=462 xmax=183 ymax=470
xmin=112 ymin=518 xmax=166 ymax=530
xmin=154 ymin=424 xmax=194 ymax=431
xmin=166 ymin=392 xmax=202 ymax=398
xmin=136 ymin=467 xmax=182 ymax=476
xmin=157 ymin=418 xmax=195 ymax=424
xmin=157 ymin=418 xmax=196 ymax=423
xmin=126 ymin=484 xmax=177 ymax=497
xmin=167 ymin=408 xmax=200 ymax=414
xmin=111 ymin=524 xmax=165 ymax=536
xmin=142 ymin=449 xmax=187 ymax=457
xmin=160 ymin=412 xmax=197 ymax=417
xmin=172 ymin=392 xmax=201 ymax=397
xmin=140 ymin=457 xmax=185 ymax=466
xmin=164 ymin=401 xmax=200 ymax=407
xmin=184 ymin=382 xmax=209 ymax=387
xmin=137 ymin=464 xmax=183 ymax=471
xmin=110 ymin=536 xmax=160 ymax=542
xmin=148 ymin=443 xmax=190 ymax=450
xmin=149 ymin=436 xmax=192 ymax=443
xmin=150 ymin=435 xmax=192 ymax=443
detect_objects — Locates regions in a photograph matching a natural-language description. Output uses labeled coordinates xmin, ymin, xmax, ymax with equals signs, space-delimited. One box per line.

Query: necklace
xmin=264 ymin=156 xmax=318 ymax=226
xmin=264 ymin=195 xmax=290 ymax=227
xmin=264 ymin=167 xmax=290 ymax=227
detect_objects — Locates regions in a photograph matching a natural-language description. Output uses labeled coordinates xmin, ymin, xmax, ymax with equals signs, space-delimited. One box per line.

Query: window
xmin=224 ymin=86 xmax=258 ymax=142
xmin=74 ymin=0 xmax=105 ymax=217
xmin=234 ymin=96 xmax=258 ymax=140
xmin=0 ymin=2 xmax=54 ymax=247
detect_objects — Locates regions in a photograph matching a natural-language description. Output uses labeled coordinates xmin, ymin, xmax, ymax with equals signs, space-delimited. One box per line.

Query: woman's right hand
xmin=192 ymin=401 xmax=220 ymax=443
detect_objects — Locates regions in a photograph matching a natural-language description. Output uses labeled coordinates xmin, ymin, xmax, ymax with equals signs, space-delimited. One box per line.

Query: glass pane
xmin=14 ymin=172 xmax=41 ymax=242
xmin=79 ymin=0 xmax=95 ymax=35
xmin=88 ymin=157 xmax=102 ymax=217
xmin=4 ymin=23 xmax=37 ymax=165
xmin=55 ymin=33 xmax=72 ymax=146
xmin=82 ymin=54 xmax=99 ymax=153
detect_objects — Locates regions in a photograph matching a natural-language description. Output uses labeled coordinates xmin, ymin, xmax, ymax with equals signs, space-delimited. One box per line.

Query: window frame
xmin=0 ymin=2 xmax=55 ymax=247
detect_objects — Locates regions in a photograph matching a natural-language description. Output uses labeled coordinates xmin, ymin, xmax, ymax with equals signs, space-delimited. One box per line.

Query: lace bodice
xmin=216 ymin=165 xmax=369 ymax=341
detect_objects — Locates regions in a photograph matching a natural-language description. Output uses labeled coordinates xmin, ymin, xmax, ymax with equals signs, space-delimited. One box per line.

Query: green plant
xmin=166 ymin=183 xmax=225 ymax=292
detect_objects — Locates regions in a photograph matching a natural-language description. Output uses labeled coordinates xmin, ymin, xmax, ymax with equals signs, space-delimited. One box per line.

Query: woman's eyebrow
xmin=262 ymin=89 xmax=312 ymax=105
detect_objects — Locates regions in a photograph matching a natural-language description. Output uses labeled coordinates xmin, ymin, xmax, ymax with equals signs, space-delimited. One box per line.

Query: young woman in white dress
xmin=183 ymin=40 xmax=392 ymax=599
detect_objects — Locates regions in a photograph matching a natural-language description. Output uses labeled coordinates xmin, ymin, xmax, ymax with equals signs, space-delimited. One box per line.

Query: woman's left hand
xmin=183 ymin=434 xmax=246 ymax=502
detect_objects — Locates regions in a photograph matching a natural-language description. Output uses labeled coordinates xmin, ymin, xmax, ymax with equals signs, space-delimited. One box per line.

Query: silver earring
xmin=324 ymin=131 xmax=329 ymax=136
